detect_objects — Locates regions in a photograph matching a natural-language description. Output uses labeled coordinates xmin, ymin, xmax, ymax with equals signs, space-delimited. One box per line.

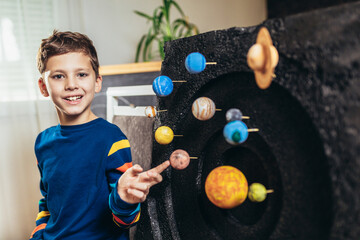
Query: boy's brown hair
xmin=37 ymin=30 xmax=100 ymax=77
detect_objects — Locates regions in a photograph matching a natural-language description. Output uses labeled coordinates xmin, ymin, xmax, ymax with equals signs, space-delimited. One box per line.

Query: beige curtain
xmin=0 ymin=101 xmax=57 ymax=240
xmin=0 ymin=1 xmax=58 ymax=239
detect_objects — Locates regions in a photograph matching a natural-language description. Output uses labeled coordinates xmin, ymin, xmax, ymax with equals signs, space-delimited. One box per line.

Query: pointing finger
xmin=151 ymin=160 xmax=170 ymax=174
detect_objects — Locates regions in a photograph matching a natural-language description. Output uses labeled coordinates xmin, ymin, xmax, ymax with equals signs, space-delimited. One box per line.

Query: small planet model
xmin=192 ymin=97 xmax=216 ymax=121
xmin=170 ymin=149 xmax=190 ymax=170
xmin=205 ymin=166 xmax=248 ymax=209
xmin=226 ymin=108 xmax=243 ymax=122
xmin=223 ymin=120 xmax=249 ymax=145
xmin=185 ymin=52 xmax=206 ymax=74
xmin=248 ymin=183 xmax=268 ymax=202
xmin=152 ymin=75 xmax=174 ymax=97
xmin=145 ymin=106 xmax=157 ymax=118
xmin=155 ymin=126 xmax=174 ymax=145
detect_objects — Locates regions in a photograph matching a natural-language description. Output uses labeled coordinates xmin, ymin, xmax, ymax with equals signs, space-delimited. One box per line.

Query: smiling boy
xmin=30 ymin=30 xmax=169 ymax=240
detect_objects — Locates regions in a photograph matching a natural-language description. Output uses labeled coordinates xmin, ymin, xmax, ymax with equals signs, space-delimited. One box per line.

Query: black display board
xmin=135 ymin=2 xmax=360 ymax=240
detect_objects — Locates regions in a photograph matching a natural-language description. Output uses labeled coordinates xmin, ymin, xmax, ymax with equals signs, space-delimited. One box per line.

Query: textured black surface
xmin=135 ymin=2 xmax=360 ymax=240
xmin=267 ymin=0 xmax=359 ymax=18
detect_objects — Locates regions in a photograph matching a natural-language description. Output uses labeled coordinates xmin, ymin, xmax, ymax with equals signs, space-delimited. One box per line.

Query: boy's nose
xmin=65 ymin=77 xmax=78 ymax=90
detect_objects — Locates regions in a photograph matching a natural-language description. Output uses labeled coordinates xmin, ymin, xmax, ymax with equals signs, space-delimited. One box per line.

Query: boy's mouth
xmin=64 ymin=95 xmax=83 ymax=102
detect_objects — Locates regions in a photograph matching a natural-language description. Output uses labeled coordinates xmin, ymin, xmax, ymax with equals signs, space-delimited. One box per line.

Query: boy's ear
xmin=38 ymin=77 xmax=49 ymax=97
xmin=95 ymin=75 xmax=103 ymax=93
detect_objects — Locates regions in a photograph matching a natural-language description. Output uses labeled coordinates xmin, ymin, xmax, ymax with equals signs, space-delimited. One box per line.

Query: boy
xmin=30 ymin=30 xmax=170 ymax=240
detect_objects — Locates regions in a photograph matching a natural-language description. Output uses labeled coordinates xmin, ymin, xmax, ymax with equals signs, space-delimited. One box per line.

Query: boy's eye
xmin=52 ymin=74 xmax=64 ymax=79
xmin=78 ymin=73 xmax=88 ymax=77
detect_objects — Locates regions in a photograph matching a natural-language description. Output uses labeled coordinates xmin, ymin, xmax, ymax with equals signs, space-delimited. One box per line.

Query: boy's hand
xmin=117 ymin=161 xmax=170 ymax=204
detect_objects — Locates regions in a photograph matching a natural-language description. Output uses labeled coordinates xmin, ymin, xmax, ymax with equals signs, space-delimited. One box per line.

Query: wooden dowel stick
xmin=266 ymin=189 xmax=274 ymax=194
xmin=206 ymin=62 xmax=217 ymax=65
xmin=248 ymin=128 xmax=259 ymax=132
xmin=242 ymin=116 xmax=250 ymax=119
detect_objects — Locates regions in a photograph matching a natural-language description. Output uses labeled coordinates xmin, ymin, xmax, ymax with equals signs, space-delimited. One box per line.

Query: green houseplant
xmin=134 ymin=0 xmax=199 ymax=62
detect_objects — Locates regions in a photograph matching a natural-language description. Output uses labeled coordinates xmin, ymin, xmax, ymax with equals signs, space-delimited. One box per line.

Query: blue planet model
xmin=223 ymin=120 xmax=249 ymax=145
xmin=152 ymin=75 xmax=174 ymax=96
xmin=185 ymin=52 xmax=206 ymax=74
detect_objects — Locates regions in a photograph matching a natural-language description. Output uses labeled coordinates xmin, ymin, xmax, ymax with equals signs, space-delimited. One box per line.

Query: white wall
xmin=54 ymin=0 xmax=267 ymax=65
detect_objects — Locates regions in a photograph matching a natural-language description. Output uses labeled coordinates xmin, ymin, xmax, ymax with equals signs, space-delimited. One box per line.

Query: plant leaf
xmin=143 ymin=28 xmax=156 ymax=62
xmin=172 ymin=22 xmax=182 ymax=36
xmin=177 ymin=26 xmax=186 ymax=38
xmin=172 ymin=18 xmax=188 ymax=29
xmin=135 ymin=34 xmax=147 ymax=62
xmin=173 ymin=20 xmax=187 ymax=38
xmin=147 ymin=39 xmax=154 ymax=61
xmin=134 ymin=10 xmax=152 ymax=21
xmin=153 ymin=7 xmax=164 ymax=34
xmin=134 ymin=0 xmax=199 ymax=62
xmin=158 ymin=40 xmax=165 ymax=60
xmin=170 ymin=1 xmax=185 ymax=17
xmin=163 ymin=0 xmax=170 ymax=23
xmin=193 ymin=24 xmax=200 ymax=35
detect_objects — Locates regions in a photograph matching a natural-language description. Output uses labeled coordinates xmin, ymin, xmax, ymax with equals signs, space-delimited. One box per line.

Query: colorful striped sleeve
xmin=106 ymin=138 xmax=141 ymax=229
xmin=30 ymin=177 xmax=50 ymax=239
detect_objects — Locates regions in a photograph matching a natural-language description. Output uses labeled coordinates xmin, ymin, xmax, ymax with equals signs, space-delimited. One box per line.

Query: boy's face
xmin=38 ymin=52 xmax=102 ymax=124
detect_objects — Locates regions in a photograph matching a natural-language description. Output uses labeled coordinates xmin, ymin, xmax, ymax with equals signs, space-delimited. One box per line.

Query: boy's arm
xmin=30 ymin=175 xmax=50 ymax=239
xmin=106 ymin=138 xmax=141 ymax=229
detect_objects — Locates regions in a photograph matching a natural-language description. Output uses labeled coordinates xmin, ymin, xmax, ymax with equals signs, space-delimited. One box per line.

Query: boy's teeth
xmin=67 ymin=96 xmax=81 ymax=101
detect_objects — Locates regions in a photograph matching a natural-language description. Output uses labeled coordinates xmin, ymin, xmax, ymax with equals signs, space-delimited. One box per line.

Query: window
xmin=0 ymin=0 xmax=55 ymax=102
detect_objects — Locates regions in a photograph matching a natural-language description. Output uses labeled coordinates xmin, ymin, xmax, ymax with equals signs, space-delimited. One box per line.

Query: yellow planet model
xmin=205 ymin=166 xmax=248 ymax=209
xmin=155 ymin=126 xmax=174 ymax=145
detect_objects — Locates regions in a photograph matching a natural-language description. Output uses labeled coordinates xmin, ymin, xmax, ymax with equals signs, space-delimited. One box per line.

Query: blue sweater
xmin=30 ymin=118 xmax=140 ymax=240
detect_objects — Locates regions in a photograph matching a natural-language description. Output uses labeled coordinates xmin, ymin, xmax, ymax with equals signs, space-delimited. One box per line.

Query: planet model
xmin=223 ymin=120 xmax=249 ymax=145
xmin=185 ymin=52 xmax=206 ymax=74
xmin=248 ymin=183 xmax=269 ymax=202
xmin=192 ymin=97 xmax=216 ymax=121
xmin=170 ymin=149 xmax=190 ymax=170
xmin=246 ymin=27 xmax=279 ymax=89
xmin=205 ymin=166 xmax=248 ymax=209
xmin=145 ymin=106 xmax=157 ymax=118
xmin=226 ymin=108 xmax=243 ymax=122
xmin=152 ymin=75 xmax=174 ymax=97
xmin=155 ymin=126 xmax=174 ymax=145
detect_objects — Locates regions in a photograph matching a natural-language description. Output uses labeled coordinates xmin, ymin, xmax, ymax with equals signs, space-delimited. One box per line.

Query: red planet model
xmin=170 ymin=149 xmax=190 ymax=170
